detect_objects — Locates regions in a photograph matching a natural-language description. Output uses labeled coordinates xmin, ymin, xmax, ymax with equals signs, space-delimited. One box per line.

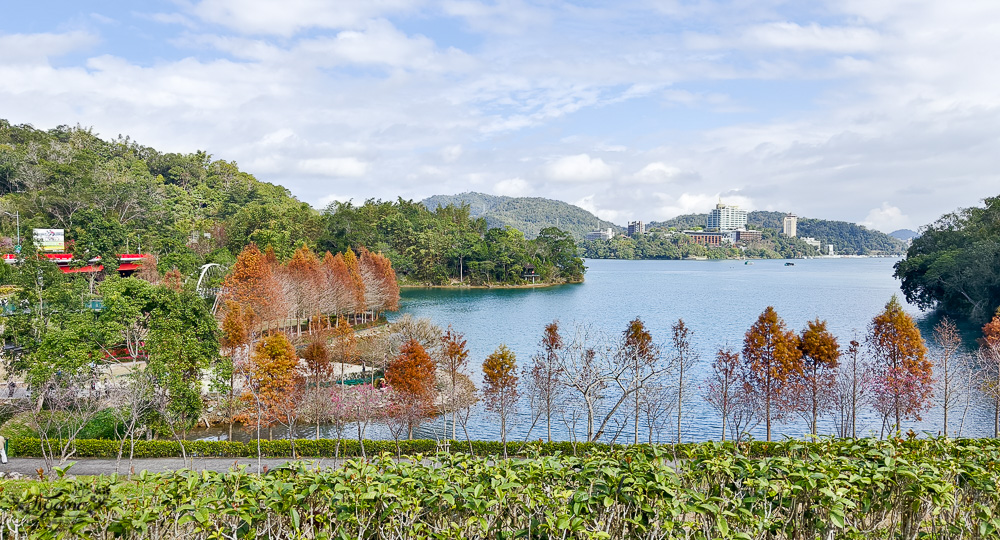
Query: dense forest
xmin=651 ymin=210 xmax=906 ymax=256
xmin=0 ymin=120 xmax=319 ymax=276
xmin=895 ymin=195 xmax=1000 ymax=323
xmin=581 ymin=227 xmax=820 ymax=260
xmin=421 ymin=192 xmax=621 ymax=241
xmin=0 ymin=121 xmax=583 ymax=287
xmin=320 ymin=200 xmax=584 ymax=285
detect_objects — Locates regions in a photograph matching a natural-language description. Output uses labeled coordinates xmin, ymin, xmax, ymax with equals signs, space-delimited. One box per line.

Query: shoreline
xmin=399 ymin=280 xmax=582 ymax=290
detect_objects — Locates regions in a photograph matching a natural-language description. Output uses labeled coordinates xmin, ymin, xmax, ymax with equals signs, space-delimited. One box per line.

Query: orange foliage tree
xmin=301 ymin=335 xmax=333 ymax=439
xmin=742 ymin=306 xmax=803 ymax=441
xmin=239 ymin=334 xmax=303 ymax=445
xmin=222 ymin=243 xmax=284 ymax=334
xmin=979 ymin=310 xmax=1000 ymax=436
xmin=384 ymin=338 xmax=436 ymax=437
xmin=793 ymin=318 xmax=840 ymax=436
xmin=342 ymin=248 xmax=366 ymax=322
xmin=331 ymin=317 xmax=359 ymax=378
xmin=866 ymin=295 xmax=932 ymax=436
xmin=221 ymin=243 xmax=397 ymax=335
xmin=439 ymin=326 xmax=470 ymax=439
xmin=483 ymin=344 xmax=519 ymax=455
xmin=217 ymin=300 xmax=253 ymax=440
xmin=285 ymin=245 xmax=323 ymax=335
xmin=321 ymin=251 xmax=352 ymax=325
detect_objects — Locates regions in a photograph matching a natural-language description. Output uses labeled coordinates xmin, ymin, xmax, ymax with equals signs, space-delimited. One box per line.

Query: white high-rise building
xmin=783 ymin=214 xmax=798 ymax=237
xmin=706 ymin=203 xmax=747 ymax=231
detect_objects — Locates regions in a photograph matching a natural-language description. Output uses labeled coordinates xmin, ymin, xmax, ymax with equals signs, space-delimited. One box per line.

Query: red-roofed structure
xmin=2 ymin=253 xmax=146 ymax=274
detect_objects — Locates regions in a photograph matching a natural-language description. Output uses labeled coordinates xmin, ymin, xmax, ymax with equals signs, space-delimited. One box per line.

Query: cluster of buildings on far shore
xmin=586 ymin=204 xmax=835 ymax=255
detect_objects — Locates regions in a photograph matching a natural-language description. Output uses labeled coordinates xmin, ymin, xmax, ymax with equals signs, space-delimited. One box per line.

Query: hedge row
xmin=4 ymin=439 xmax=1000 ymax=539
xmin=9 ymin=437 xmax=606 ymax=459
xmin=10 ymin=435 xmax=1000 ymax=460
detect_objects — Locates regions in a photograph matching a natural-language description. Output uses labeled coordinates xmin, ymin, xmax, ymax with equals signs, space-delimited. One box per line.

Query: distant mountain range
xmin=652 ymin=211 xmax=906 ymax=256
xmin=421 ymin=192 xmax=905 ymax=255
xmin=421 ymin=192 xmax=620 ymax=241
xmin=889 ymin=229 xmax=919 ymax=241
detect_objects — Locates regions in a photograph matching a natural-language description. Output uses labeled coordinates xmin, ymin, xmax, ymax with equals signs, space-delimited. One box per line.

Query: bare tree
xmin=23 ymin=373 xmax=103 ymax=475
xmin=670 ymin=319 xmax=699 ymax=443
xmin=636 ymin=382 xmax=676 ymax=444
xmin=108 ymin=370 xmax=156 ymax=476
xmin=933 ymin=317 xmax=970 ymax=437
xmin=702 ymin=346 xmax=742 ymax=442
xmin=524 ymin=320 xmax=564 ymax=443
xmin=558 ymin=322 xmax=668 ymax=443
xmin=833 ymin=338 xmax=871 ymax=439
xmin=439 ymin=326 xmax=471 ymax=440
xmin=978 ymin=338 xmax=1000 ymax=438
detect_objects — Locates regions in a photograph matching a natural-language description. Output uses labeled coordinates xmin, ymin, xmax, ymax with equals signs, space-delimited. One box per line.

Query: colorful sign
xmin=32 ymin=228 xmax=65 ymax=253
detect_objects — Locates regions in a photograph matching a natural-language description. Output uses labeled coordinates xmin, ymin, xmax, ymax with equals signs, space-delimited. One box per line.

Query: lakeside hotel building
xmin=707 ymin=203 xmax=748 ymax=231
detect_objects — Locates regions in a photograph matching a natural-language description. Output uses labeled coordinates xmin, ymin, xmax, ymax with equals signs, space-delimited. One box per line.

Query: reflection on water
xmin=190 ymin=258 xmax=997 ymax=443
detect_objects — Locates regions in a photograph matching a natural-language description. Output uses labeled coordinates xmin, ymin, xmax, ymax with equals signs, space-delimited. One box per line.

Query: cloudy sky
xmin=2 ymin=0 xmax=999 ymax=232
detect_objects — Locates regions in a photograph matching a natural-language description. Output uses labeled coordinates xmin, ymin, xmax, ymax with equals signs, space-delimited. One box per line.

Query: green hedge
xmin=4 ymin=439 xmax=1000 ymax=539
xmin=8 ymin=437 xmax=613 ymax=459
xmin=12 ymin=435 xmax=1000 ymax=460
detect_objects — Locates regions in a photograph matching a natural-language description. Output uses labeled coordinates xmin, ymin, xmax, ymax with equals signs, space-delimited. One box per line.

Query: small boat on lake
xmin=785 ymin=262 xmax=795 ymax=266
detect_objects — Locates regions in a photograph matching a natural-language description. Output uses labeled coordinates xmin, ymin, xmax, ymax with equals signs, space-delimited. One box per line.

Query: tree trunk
xmin=677 ymin=367 xmax=684 ymax=443
xmin=634 ymin=390 xmax=640 ymax=445
xmin=765 ymin=395 xmax=771 ymax=442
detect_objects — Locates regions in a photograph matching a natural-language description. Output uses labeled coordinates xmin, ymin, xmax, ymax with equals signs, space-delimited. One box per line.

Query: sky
xmin=2 ymin=1 xmax=999 ymax=232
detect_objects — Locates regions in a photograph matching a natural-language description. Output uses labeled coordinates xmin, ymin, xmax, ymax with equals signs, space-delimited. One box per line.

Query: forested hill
xmin=421 ymin=192 xmax=620 ymax=241
xmin=0 ymin=121 xmax=584 ymax=287
xmin=894 ymin=196 xmax=1000 ymax=323
xmin=651 ymin=210 xmax=905 ymax=256
xmin=0 ymin=120 xmax=320 ymax=276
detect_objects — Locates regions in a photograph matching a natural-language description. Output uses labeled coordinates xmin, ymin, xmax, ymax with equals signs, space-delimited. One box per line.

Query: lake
xmin=392 ymin=257 xmax=994 ymax=442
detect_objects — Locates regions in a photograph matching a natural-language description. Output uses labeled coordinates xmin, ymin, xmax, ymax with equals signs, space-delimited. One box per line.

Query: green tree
xmin=146 ymin=284 xmax=220 ymax=439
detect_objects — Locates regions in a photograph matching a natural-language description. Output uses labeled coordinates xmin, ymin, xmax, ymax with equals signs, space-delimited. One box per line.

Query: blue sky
xmin=2 ymin=0 xmax=999 ymax=231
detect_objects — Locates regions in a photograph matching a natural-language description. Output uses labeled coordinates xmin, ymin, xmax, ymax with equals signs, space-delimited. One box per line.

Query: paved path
xmin=0 ymin=457 xmax=349 ymax=477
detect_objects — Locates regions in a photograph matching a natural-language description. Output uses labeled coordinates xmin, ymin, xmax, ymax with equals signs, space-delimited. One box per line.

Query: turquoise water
xmin=395 ymin=258 xmax=994 ymax=441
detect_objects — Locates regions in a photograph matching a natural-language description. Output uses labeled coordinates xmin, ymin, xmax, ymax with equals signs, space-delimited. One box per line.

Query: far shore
xmin=399 ymin=280 xmax=582 ymax=290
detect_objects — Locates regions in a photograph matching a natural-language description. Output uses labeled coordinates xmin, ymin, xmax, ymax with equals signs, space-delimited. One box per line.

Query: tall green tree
xmin=146 ymin=283 xmax=220 ymax=438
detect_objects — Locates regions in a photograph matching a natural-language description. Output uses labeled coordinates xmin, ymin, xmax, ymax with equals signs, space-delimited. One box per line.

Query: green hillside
xmin=0 ymin=120 xmax=320 ymax=275
xmin=651 ymin=210 xmax=905 ymax=256
xmin=421 ymin=192 xmax=621 ymax=241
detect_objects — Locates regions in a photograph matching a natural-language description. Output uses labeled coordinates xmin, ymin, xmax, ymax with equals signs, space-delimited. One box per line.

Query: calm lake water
xmin=390 ymin=257 xmax=994 ymax=442
xmin=202 ymin=258 xmax=995 ymax=442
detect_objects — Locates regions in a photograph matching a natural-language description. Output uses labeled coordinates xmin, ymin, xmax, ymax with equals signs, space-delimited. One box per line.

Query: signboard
xmin=32 ymin=228 xmax=64 ymax=253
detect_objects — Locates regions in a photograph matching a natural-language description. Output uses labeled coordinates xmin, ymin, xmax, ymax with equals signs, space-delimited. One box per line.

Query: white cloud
xmin=651 ymin=192 xmax=755 ymax=221
xmin=299 ymin=158 xmax=370 ymax=177
xmin=190 ymin=0 xmax=419 ymax=36
xmin=633 ymin=162 xmax=684 ymax=184
xmin=2 ymin=0 xmax=999 ymax=229
xmin=0 ymin=31 xmax=98 ymax=65
xmin=862 ymin=203 xmax=910 ymax=232
xmin=573 ymin=194 xmax=621 ymax=223
xmin=441 ymin=145 xmax=463 ymax=163
xmin=494 ymin=177 xmax=530 ymax=197
xmin=316 ymin=193 xmax=353 ymax=208
xmin=543 ymin=154 xmax=614 ymax=183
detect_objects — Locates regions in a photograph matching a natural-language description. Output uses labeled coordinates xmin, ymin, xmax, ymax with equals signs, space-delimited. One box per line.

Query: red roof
xmin=61 ymin=264 xmax=103 ymax=273
xmin=4 ymin=253 xmax=148 ymax=265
